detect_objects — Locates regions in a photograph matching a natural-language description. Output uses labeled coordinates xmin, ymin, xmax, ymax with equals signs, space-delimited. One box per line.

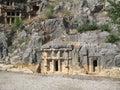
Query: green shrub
xmin=45 ymin=5 xmax=54 ymax=18
xmin=13 ymin=17 xmax=22 ymax=29
xmin=106 ymin=33 xmax=119 ymax=43
xmin=107 ymin=0 xmax=120 ymax=32
xmin=107 ymin=0 xmax=120 ymax=24
xmin=99 ymin=24 xmax=110 ymax=31
xmin=77 ymin=23 xmax=98 ymax=33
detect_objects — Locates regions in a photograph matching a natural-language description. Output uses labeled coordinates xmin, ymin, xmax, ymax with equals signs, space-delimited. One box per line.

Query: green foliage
xmin=77 ymin=23 xmax=98 ymax=33
xmin=13 ymin=17 xmax=22 ymax=29
xmin=45 ymin=5 xmax=54 ymax=18
xmin=107 ymin=33 xmax=119 ymax=43
xmin=106 ymin=0 xmax=120 ymax=43
xmin=107 ymin=0 xmax=120 ymax=31
xmin=99 ymin=24 xmax=110 ymax=31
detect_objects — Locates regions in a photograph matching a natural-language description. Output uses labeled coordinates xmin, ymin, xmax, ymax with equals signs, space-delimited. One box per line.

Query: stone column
xmin=42 ymin=51 xmax=47 ymax=73
xmin=82 ymin=56 xmax=89 ymax=73
xmin=64 ymin=50 xmax=68 ymax=59
xmin=64 ymin=51 xmax=67 ymax=63
xmin=58 ymin=60 xmax=61 ymax=72
xmin=57 ymin=51 xmax=60 ymax=58
xmin=97 ymin=59 xmax=100 ymax=72
xmin=51 ymin=50 xmax=54 ymax=59
xmin=52 ymin=60 xmax=54 ymax=72
xmin=12 ymin=1 xmax=14 ymax=7
xmin=89 ymin=57 xmax=93 ymax=73
xmin=29 ymin=13 xmax=31 ymax=20
xmin=68 ymin=51 xmax=72 ymax=65
xmin=9 ymin=17 xmax=12 ymax=25
xmin=19 ymin=12 xmax=22 ymax=19
xmin=64 ymin=50 xmax=69 ymax=73
xmin=4 ymin=12 xmax=7 ymax=24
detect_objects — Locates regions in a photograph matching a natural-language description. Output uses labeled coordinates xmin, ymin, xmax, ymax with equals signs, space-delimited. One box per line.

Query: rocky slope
xmin=0 ymin=0 xmax=120 ymax=75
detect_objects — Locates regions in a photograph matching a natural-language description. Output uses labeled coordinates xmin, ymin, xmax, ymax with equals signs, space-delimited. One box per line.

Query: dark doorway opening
xmin=33 ymin=6 xmax=39 ymax=11
xmin=93 ymin=60 xmax=97 ymax=72
xmin=16 ymin=12 xmax=19 ymax=16
xmin=55 ymin=60 xmax=58 ymax=71
xmin=7 ymin=12 xmax=10 ymax=16
xmin=7 ymin=2 xmax=9 ymax=5
xmin=12 ymin=12 xmax=15 ymax=16
xmin=12 ymin=18 xmax=14 ymax=23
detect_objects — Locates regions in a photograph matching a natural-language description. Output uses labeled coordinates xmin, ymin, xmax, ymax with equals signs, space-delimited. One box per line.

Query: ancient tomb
xmin=0 ymin=0 xmax=40 ymax=25
xmin=40 ymin=39 xmax=72 ymax=74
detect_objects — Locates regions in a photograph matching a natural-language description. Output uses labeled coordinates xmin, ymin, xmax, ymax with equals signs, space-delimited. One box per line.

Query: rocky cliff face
xmin=0 ymin=32 xmax=8 ymax=63
xmin=0 ymin=0 xmax=120 ymax=69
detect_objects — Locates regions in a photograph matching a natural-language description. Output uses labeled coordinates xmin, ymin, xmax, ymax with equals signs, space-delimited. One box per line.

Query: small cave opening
xmin=54 ymin=60 xmax=59 ymax=71
xmin=16 ymin=12 xmax=19 ymax=16
xmin=33 ymin=6 xmax=39 ymax=11
xmin=12 ymin=12 xmax=15 ymax=16
xmin=93 ymin=60 xmax=97 ymax=72
xmin=7 ymin=12 xmax=10 ymax=16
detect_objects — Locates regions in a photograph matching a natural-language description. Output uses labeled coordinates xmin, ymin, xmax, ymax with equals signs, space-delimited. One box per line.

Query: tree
xmin=106 ymin=0 xmax=120 ymax=43
xmin=107 ymin=0 xmax=120 ymax=31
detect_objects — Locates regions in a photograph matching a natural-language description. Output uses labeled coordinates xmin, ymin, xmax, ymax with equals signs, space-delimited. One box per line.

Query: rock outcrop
xmin=0 ymin=32 xmax=8 ymax=62
xmin=0 ymin=0 xmax=120 ymax=75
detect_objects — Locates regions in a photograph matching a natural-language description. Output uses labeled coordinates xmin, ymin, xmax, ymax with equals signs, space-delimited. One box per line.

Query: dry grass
xmin=13 ymin=63 xmax=40 ymax=73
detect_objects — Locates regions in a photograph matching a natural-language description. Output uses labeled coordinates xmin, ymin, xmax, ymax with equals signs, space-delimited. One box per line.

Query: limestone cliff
xmin=0 ymin=0 xmax=120 ymax=75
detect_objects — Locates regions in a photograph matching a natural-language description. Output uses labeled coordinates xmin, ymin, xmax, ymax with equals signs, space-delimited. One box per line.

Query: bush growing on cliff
xmin=99 ymin=24 xmax=110 ymax=32
xmin=77 ymin=23 xmax=98 ymax=33
xmin=45 ymin=5 xmax=54 ymax=18
xmin=106 ymin=0 xmax=120 ymax=43
xmin=107 ymin=0 xmax=120 ymax=31
xmin=107 ymin=0 xmax=120 ymax=24
xmin=107 ymin=33 xmax=119 ymax=43
xmin=13 ymin=17 xmax=22 ymax=29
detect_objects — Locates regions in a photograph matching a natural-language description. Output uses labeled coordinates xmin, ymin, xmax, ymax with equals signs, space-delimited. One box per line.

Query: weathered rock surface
xmin=0 ymin=32 xmax=8 ymax=62
xmin=0 ymin=0 xmax=120 ymax=71
xmin=114 ymin=55 xmax=120 ymax=67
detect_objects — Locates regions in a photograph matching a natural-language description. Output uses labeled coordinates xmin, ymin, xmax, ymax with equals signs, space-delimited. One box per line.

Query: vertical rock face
xmin=0 ymin=32 xmax=8 ymax=62
xmin=114 ymin=55 xmax=120 ymax=67
xmin=22 ymin=34 xmax=43 ymax=63
xmin=87 ymin=0 xmax=104 ymax=13
xmin=0 ymin=0 xmax=120 ymax=75
xmin=41 ymin=18 xmax=66 ymax=40
xmin=72 ymin=42 xmax=120 ymax=68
